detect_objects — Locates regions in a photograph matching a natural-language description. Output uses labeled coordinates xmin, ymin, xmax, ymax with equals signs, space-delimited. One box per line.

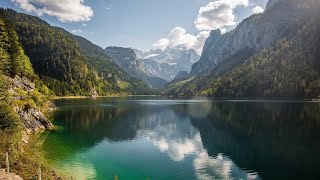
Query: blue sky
xmin=0 ymin=0 xmax=267 ymax=53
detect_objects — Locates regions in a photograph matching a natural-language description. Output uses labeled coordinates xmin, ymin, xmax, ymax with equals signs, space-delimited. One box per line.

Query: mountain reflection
xmin=44 ymin=98 xmax=320 ymax=180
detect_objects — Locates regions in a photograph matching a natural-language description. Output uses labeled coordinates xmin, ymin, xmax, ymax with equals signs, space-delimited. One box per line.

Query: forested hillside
xmin=0 ymin=16 xmax=54 ymax=178
xmin=1 ymin=8 xmax=150 ymax=96
xmin=166 ymin=17 xmax=320 ymax=98
xmin=201 ymin=18 xmax=320 ymax=98
xmin=71 ymin=35 xmax=151 ymax=94
xmin=0 ymin=15 xmax=34 ymax=79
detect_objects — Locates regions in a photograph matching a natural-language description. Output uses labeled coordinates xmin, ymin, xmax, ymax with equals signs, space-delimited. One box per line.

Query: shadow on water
xmin=43 ymin=98 xmax=320 ymax=179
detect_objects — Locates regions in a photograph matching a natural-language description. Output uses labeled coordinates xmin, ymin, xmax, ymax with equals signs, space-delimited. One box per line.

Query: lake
xmin=42 ymin=97 xmax=320 ymax=180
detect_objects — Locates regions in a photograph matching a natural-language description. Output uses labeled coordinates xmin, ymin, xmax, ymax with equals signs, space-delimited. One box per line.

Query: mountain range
xmin=1 ymin=0 xmax=320 ymax=98
xmin=166 ymin=0 xmax=320 ymax=98
xmin=104 ymin=45 xmax=200 ymax=88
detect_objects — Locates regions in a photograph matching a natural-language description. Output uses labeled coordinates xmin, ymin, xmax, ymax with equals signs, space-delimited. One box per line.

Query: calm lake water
xmin=43 ymin=97 xmax=320 ymax=180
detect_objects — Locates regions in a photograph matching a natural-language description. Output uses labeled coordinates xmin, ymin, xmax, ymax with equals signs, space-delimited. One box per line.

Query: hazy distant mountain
xmin=104 ymin=47 xmax=168 ymax=88
xmin=135 ymin=46 xmax=200 ymax=81
xmin=104 ymin=46 xmax=200 ymax=88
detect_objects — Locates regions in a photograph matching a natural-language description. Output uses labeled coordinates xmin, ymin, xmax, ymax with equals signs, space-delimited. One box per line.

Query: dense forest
xmin=166 ymin=17 xmax=320 ymax=98
xmin=0 ymin=8 xmax=151 ymax=96
xmin=0 ymin=16 xmax=53 ymax=178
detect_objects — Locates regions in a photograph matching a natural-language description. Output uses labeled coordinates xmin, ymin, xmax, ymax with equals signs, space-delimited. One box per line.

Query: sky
xmin=0 ymin=0 xmax=268 ymax=54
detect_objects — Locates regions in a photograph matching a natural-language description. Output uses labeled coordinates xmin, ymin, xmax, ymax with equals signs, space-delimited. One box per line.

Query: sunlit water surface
xmin=42 ymin=97 xmax=320 ymax=180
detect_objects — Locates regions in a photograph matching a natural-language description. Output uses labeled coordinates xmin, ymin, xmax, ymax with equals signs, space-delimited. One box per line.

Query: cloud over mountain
xmin=252 ymin=6 xmax=264 ymax=14
xmin=152 ymin=27 xmax=209 ymax=54
xmin=152 ymin=0 xmax=251 ymax=54
xmin=195 ymin=0 xmax=249 ymax=31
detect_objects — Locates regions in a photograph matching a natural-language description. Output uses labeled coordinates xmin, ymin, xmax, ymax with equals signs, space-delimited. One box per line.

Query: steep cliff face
xmin=191 ymin=0 xmax=319 ymax=75
xmin=15 ymin=107 xmax=53 ymax=133
xmin=105 ymin=47 xmax=146 ymax=76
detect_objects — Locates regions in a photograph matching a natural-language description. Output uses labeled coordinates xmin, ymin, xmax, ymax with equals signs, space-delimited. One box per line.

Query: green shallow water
xmin=42 ymin=97 xmax=320 ymax=180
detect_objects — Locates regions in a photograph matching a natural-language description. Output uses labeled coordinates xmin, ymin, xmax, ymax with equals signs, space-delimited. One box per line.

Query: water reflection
xmin=44 ymin=98 xmax=320 ymax=180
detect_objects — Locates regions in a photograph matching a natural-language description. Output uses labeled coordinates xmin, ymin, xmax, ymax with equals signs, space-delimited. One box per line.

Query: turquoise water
xmin=43 ymin=97 xmax=320 ymax=179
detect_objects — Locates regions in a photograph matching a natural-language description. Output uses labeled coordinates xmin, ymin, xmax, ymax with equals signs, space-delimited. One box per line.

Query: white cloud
xmin=152 ymin=27 xmax=209 ymax=54
xmin=252 ymin=6 xmax=264 ymax=14
xmin=195 ymin=0 xmax=249 ymax=31
xmin=152 ymin=38 xmax=170 ymax=51
xmin=11 ymin=0 xmax=93 ymax=22
xmin=152 ymin=0 xmax=249 ymax=54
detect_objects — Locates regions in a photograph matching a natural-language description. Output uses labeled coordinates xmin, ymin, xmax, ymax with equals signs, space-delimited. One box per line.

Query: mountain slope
xmin=190 ymin=0 xmax=319 ymax=76
xmin=200 ymin=17 xmax=320 ymax=98
xmin=166 ymin=0 xmax=320 ymax=98
xmin=71 ymin=36 xmax=151 ymax=94
xmin=1 ymin=8 xmax=150 ymax=96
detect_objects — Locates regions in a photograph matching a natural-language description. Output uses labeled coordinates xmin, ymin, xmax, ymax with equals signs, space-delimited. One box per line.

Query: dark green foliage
xmin=0 ymin=75 xmax=7 ymax=100
xmin=0 ymin=16 xmax=34 ymax=79
xmin=203 ymin=18 xmax=320 ymax=98
xmin=1 ymin=8 xmax=91 ymax=95
xmin=1 ymin=8 xmax=151 ymax=96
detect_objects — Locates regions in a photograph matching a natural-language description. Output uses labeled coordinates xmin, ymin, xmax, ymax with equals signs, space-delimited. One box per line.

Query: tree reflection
xmin=189 ymin=101 xmax=320 ymax=180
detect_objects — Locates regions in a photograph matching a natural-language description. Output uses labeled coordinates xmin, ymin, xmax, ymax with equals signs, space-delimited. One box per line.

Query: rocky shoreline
xmin=14 ymin=104 xmax=56 ymax=144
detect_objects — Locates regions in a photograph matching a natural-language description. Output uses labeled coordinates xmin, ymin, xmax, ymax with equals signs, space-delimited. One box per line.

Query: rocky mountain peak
xmin=265 ymin=0 xmax=280 ymax=11
xmin=190 ymin=0 xmax=319 ymax=76
xmin=203 ymin=29 xmax=222 ymax=53
xmin=210 ymin=29 xmax=222 ymax=37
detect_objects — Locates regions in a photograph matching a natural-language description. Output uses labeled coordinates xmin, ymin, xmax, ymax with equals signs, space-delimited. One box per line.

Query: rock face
xmin=5 ymin=76 xmax=35 ymax=95
xmin=141 ymin=59 xmax=180 ymax=82
xmin=5 ymin=75 xmax=55 ymax=134
xmin=190 ymin=0 xmax=319 ymax=75
xmin=105 ymin=47 xmax=146 ymax=76
xmin=14 ymin=106 xmax=53 ymax=133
